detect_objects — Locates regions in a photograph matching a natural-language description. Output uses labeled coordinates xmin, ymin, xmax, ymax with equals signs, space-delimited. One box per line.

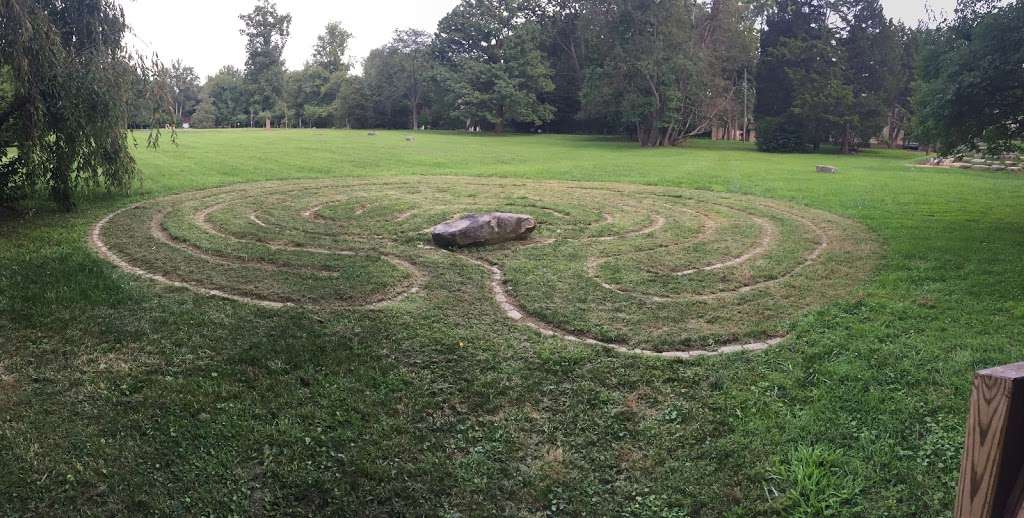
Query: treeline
xmin=142 ymin=0 xmax=1022 ymax=154
xmin=168 ymin=0 xmax=767 ymax=147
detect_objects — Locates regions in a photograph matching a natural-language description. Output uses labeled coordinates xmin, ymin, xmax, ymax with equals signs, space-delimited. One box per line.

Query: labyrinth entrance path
xmin=91 ymin=177 xmax=880 ymax=359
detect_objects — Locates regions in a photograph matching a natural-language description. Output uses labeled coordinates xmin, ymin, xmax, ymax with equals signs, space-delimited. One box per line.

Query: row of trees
xmin=179 ymin=0 xmax=947 ymax=153
xmin=165 ymin=0 xmax=1021 ymax=156
xmin=187 ymin=0 xmax=767 ymax=148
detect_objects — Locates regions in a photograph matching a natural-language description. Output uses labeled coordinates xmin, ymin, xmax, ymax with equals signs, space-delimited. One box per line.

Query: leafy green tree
xmin=914 ymin=0 xmax=1024 ymax=154
xmin=190 ymin=97 xmax=217 ymax=129
xmin=169 ymin=59 xmax=201 ymax=124
xmin=580 ymin=0 xmax=698 ymax=146
xmin=200 ymin=66 xmax=248 ymax=127
xmin=239 ymin=0 xmax=292 ymax=127
xmin=361 ymin=30 xmax=436 ymax=130
xmin=311 ymin=22 xmax=352 ymax=75
xmin=435 ymin=0 xmax=555 ymax=133
xmin=533 ymin=0 xmax=592 ymax=132
xmin=331 ymin=75 xmax=375 ymax=129
xmin=0 ymin=0 xmax=163 ymax=210
xmin=581 ymin=0 xmax=757 ymax=147
xmin=285 ymin=66 xmax=330 ymax=128
xmin=385 ymin=30 xmax=434 ymax=130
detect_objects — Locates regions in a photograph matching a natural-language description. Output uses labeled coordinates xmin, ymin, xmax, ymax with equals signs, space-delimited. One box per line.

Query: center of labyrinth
xmin=91 ymin=178 xmax=881 ymax=358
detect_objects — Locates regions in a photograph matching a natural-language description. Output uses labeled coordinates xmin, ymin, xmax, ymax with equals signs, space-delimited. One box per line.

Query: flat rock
xmin=431 ymin=212 xmax=537 ymax=248
xmin=816 ymin=165 xmax=838 ymax=174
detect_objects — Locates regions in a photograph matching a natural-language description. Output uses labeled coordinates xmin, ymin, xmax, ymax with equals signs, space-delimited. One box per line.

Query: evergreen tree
xmin=834 ymin=0 xmax=897 ymax=152
xmin=754 ymin=0 xmax=831 ymax=152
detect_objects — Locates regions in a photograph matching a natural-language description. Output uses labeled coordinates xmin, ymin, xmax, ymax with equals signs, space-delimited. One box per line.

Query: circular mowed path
xmin=91 ymin=177 xmax=881 ymax=359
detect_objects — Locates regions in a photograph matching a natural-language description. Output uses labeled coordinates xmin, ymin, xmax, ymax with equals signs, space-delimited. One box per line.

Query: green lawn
xmin=2 ymin=129 xmax=1023 ymax=516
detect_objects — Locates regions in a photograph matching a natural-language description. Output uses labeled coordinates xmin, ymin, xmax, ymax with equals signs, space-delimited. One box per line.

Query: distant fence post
xmin=956 ymin=362 xmax=1024 ymax=517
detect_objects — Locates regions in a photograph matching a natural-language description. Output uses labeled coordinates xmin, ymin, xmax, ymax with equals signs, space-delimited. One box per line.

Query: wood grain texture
xmin=956 ymin=362 xmax=1024 ymax=517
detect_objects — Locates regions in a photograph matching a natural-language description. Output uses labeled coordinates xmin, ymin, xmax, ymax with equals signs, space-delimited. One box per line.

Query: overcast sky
xmin=119 ymin=0 xmax=957 ymax=80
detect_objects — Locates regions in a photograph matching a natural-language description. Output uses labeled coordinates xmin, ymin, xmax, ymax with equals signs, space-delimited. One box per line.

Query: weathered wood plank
xmin=955 ymin=362 xmax=1024 ymax=517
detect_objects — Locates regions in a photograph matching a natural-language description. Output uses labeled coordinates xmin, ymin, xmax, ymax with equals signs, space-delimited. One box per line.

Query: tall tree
xmin=880 ymin=22 xmax=917 ymax=147
xmin=580 ymin=0 xmax=757 ymax=147
xmin=534 ymin=0 xmax=591 ymax=132
xmin=169 ymin=59 xmax=201 ymax=124
xmin=239 ymin=1 xmax=291 ymax=127
xmin=368 ymin=29 xmax=436 ymax=130
xmin=435 ymin=0 xmax=555 ymax=133
xmin=0 ymin=0 xmax=164 ymax=210
xmin=754 ymin=0 xmax=834 ymax=152
xmin=311 ymin=22 xmax=352 ymax=75
xmin=833 ymin=0 xmax=898 ymax=152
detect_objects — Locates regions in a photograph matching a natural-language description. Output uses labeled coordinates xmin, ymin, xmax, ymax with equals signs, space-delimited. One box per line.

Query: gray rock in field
xmin=970 ymin=159 xmax=988 ymax=165
xmin=1008 ymin=167 xmax=1022 ymax=173
xmin=367 ymin=131 xmax=377 ymax=136
xmin=991 ymin=165 xmax=1007 ymax=171
xmin=971 ymin=165 xmax=991 ymax=171
xmin=816 ymin=165 xmax=838 ymax=174
xmin=405 ymin=136 xmax=415 ymax=142
xmin=431 ymin=213 xmax=537 ymax=248
xmin=956 ymin=163 xmax=972 ymax=169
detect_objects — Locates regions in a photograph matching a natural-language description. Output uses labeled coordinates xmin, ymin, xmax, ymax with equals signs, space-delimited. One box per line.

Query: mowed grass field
xmin=2 ymin=129 xmax=1023 ymax=516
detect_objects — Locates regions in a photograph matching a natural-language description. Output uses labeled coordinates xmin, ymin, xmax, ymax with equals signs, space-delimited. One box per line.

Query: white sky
xmin=119 ymin=0 xmax=957 ymax=81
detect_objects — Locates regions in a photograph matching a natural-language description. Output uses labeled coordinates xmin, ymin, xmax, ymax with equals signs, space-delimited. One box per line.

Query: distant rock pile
xmin=924 ymin=152 xmax=1022 ymax=173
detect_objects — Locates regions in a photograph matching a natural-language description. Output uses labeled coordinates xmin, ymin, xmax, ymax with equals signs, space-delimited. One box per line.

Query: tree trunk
xmin=412 ymin=103 xmax=419 ymax=131
xmin=495 ymin=105 xmax=505 ymax=134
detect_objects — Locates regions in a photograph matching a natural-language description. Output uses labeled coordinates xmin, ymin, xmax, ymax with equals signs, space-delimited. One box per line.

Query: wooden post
xmin=956 ymin=362 xmax=1024 ymax=517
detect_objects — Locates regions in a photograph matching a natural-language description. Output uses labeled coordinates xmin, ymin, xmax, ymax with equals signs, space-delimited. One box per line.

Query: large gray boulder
xmin=431 ymin=212 xmax=537 ymax=248
xmin=816 ymin=165 xmax=838 ymax=174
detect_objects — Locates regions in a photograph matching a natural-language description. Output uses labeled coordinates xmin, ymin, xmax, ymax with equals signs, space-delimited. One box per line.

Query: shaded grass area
xmin=2 ymin=130 xmax=1023 ymax=515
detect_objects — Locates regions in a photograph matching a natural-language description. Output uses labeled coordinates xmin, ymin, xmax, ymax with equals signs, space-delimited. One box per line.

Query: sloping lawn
xmin=2 ymin=130 xmax=1022 ymax=516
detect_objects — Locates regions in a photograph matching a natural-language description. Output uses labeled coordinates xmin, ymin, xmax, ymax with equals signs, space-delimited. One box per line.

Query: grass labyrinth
xmin=93 ymin=177 xmax=880 ymax=355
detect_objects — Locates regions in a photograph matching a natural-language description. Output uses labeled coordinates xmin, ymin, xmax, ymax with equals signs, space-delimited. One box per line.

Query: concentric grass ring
xmin=90 ymin=177 xmax=881 ymax=358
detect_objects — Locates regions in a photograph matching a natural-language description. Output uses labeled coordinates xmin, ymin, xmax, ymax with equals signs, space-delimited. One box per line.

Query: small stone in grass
xmin=816 ymin=165 xmax=838 ymax=174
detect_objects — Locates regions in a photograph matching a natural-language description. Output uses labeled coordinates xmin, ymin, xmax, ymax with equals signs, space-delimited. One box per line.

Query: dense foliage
xmin=755 ymin=0 xmax=912 ymax=153
xmin=185 ymin=0 xmax=971 ymax=152
xmin=0 ymin=0 xmax=166 ymax=210
xmin=914 ymin=0 xmax=1024 ymax=155
xmin=191 ymin=0 xmax=765 ymax=144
